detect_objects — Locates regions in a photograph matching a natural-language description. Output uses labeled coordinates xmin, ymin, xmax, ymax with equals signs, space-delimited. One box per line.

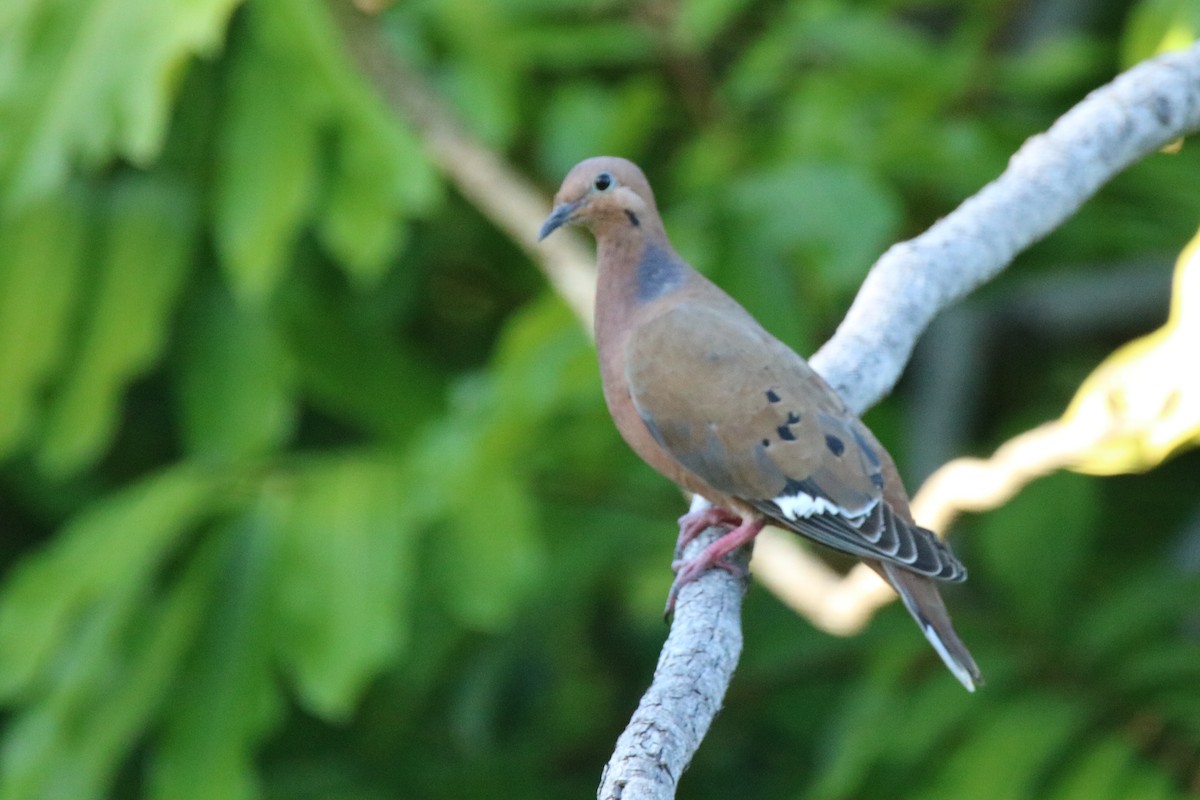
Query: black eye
xmin=593 ymin=172 xmax=613 ymax=191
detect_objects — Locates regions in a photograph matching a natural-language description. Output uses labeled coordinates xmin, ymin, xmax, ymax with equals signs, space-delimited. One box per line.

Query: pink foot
xmin=664 ymin=517 xmax=765 ymax=617
xmin=675 ymin=506 xmax=742 ymax=555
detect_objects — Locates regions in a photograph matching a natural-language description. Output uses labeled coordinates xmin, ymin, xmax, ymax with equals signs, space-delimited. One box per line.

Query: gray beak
xmin=538 ymin=201 xmax=580 ymax=241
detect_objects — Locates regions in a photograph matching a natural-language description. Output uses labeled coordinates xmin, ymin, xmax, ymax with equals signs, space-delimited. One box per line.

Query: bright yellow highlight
xmin=1062 ymin=227 xmax=1200 ymax=474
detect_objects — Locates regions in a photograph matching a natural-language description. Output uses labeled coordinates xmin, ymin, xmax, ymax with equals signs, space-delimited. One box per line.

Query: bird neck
xmin=594 ymin=234 xmax=686 ymax=339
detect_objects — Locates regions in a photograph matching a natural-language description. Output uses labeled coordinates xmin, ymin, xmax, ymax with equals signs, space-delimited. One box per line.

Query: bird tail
xmin=876 ymin=561 xmax=983 ymax=692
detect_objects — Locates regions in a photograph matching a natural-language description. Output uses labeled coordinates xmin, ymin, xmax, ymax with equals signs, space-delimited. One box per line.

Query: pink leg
xmin=665 ymin=516 xmax=765 ymax=616
xmin=675 ymin=506 xmax=742 ymax=555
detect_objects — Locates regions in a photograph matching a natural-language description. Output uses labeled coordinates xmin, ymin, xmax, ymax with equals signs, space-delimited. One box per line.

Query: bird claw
xmin=674 ymin=506 xmax=741 ymax=558
xmin=662 ymin=551 xmax=750 ymax=618
xmin=662 ymin=516 xmax=765 ymax=618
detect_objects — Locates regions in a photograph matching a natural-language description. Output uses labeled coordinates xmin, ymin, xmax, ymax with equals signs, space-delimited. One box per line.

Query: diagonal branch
xmin=811 ymin=42 xmax=1200 ymax=413
xmin=598 ymin=521 xmax=750 ymax=800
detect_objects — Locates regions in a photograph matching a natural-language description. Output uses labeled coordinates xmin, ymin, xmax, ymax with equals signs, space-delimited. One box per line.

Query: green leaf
xmin=213 ymin=15 xmax=320 ymax=303
xmin=1119 ymin=762 xmax=1179 ymax=800
xmin=270 ymin=456 xmax=415 ymax=720
xmin=417 ymin=415 xmax=544 ymax=631
xmin=257 ymin=0 xmax=439 ymax=212
xmin=0 ymin=588 xmax=142 ymax=800
xmin=176 ymin=281 xmax=295 ymax=462
xmin=437 ymin=470 xmax=543 ymax=630
xmin=511 ymin=22 xmax=659 ymax=70
xmin=923 ymin=696 xmax=1088 ymax=800
xmin=808 ymin=669 xmax=901 ymax=800
xmin=1121 ymin=0 xmax=1200 ymax=67
xmin=0 ymin=190 xmax=88 ymax=457
xmin=427 ymin=0 xmax=521 ymax=147
xmin=726 ymin=162 xmax=902 ymax=295
xmin=882 ymin=672 xmax=979 ymax=766
xmin=281 ymin=279 xmax=445 ymax=441
xmin=0 ymin=462 xmax=221 ymax=701
xmin=1114 ymin=637 xmax=1200 ymax=693
xmin=489 ymin=296 xmax=596 ymax=420
xmin=216 ymin=0 xmax=439 ymax=294
xmin=37 ymin=176 xmax=196 ymax=476
xmin=973 ymin=472 xmax=1098 ymax=626
xmin=401 ymin=300 xmax=584 ymax=631
xmin=537 ymin=80 xmax=666 ymax=179
xmin=317 ymin=112 xmax=411 ymax=285
xmin=1051 ymin=735 xmax=1138 ymax=800
xmin=809 ymin=625 xmax=980 ymax=800
xmin=0 ymin=530 xmax=224 ymax=800
xmin=1072 ymin=570 xmax=1200 ymax=661
xmin=150 ymin=507 xmax=282 ymax=800
xmin=316 ymin=105 xmax=439 ymax=287
xmin=672 ymin=0 xmax=753 ymax=50
xmin=0 ymin=0 xmax=243 ymax=208
xmin=996 ymin=36 xmax=1107 ymax=98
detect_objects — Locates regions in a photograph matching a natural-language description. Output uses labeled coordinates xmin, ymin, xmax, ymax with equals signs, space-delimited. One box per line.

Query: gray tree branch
xmin=597 ymin=523 xmax=750 ymax=800
xmin=813 ymin=42 xmax=1200 ymax=414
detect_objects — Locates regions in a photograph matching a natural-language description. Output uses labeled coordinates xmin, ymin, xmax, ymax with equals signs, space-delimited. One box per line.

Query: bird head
xmin=538 ymin=157 xmax=660 ymax=241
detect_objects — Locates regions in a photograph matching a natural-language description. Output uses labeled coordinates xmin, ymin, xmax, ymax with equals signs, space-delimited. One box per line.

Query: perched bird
xmin=539 ymin=157 xmax=982 ymax=691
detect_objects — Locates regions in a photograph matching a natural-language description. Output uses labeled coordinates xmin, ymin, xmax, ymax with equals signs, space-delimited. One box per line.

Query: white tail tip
xmin=922 ymin=623 xmax=977 ymax=692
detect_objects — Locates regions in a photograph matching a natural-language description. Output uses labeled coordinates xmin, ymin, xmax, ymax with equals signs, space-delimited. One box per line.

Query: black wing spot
xmin=776 ymin=410 xmax=802 ymax=442
xmin=825 ymin=434 xmax=845 ymax=457
xmin=625 ymin=210 xmax=640 ymax=227
xmin=870 ymin=472 xmax=885 ymax=489
xmin=761 ymin=438 xmax=770 ymax=448
xmin=765 ymin=389 xmax=781 ymax=403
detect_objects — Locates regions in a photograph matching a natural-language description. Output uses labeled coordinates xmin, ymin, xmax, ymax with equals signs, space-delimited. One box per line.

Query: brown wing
xmin=625 ymin=301 xmax=964 ymax=581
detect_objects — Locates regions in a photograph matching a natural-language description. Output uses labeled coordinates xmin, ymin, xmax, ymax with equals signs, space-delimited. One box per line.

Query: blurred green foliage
xmin=1 ymin=0 xmax=1199 ymax=798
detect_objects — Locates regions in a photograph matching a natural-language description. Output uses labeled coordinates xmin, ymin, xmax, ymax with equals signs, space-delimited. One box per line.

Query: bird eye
xmin=593 ymin=172 xmax=614 ymax=191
